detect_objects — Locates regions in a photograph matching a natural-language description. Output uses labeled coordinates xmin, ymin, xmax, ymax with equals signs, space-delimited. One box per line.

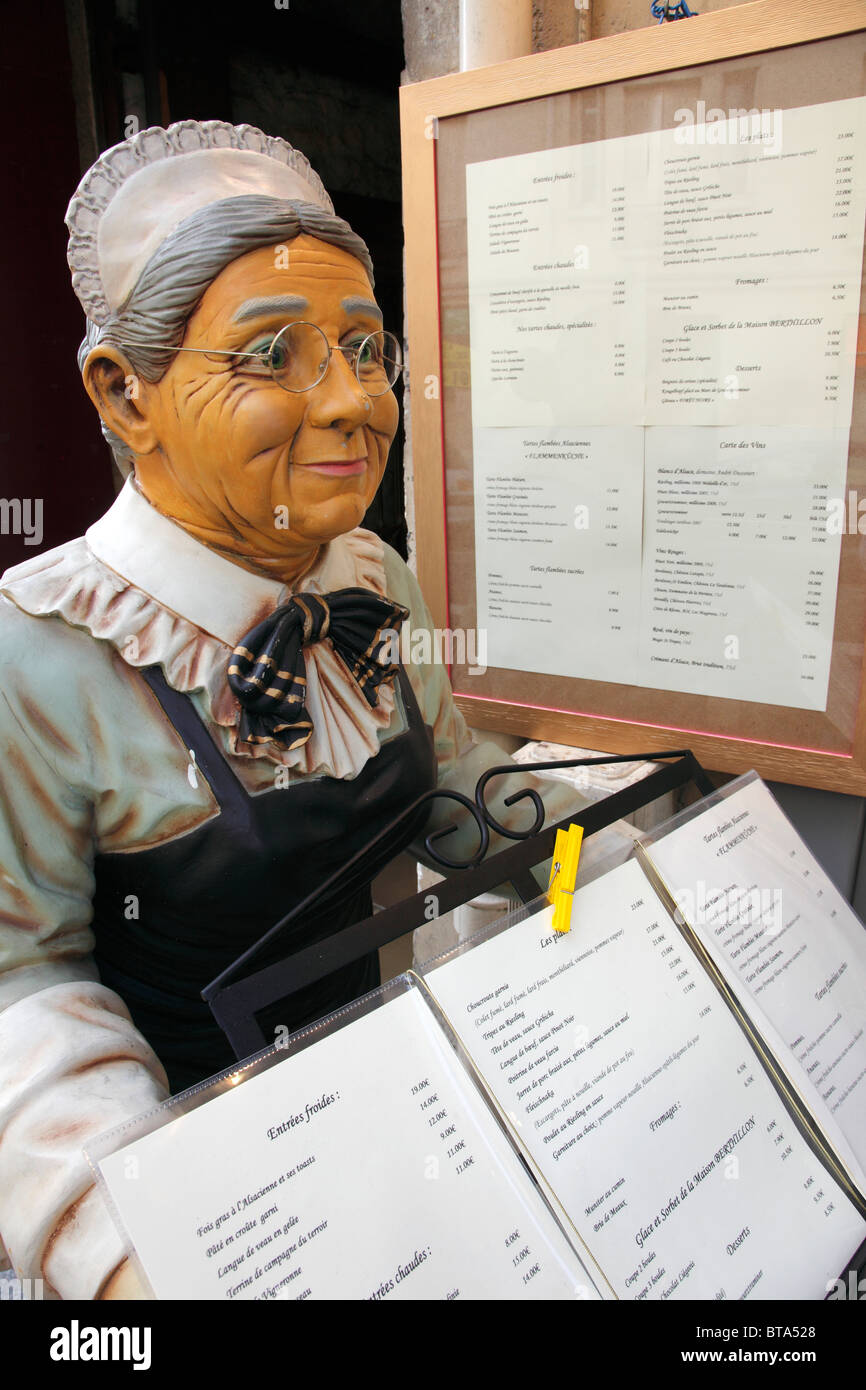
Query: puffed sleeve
xmin=0 ymin=597 xmax=169 ymax=1299
xmin=381 ymin=549 xmax=590 ymax=862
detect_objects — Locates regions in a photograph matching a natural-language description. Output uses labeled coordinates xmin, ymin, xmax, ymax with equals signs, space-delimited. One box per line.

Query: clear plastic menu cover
xmin=86 ymin=975 xmax=601 ymax=1301
xmin=418 ymin=840 xmax=866 ymax=1301
xmin=637 ymin=769 xmax=866 ymax=1198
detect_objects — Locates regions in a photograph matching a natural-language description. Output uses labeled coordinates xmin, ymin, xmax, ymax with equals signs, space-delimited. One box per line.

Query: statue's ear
xmin=82 ymin=346 xmax=160 ymax=457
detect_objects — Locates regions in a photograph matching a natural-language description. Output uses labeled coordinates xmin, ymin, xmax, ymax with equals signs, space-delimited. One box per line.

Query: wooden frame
xmin=400 ymin=0 xmax=866 ymax=794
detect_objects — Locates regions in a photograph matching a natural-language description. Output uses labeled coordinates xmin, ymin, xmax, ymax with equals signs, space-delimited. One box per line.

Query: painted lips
xmin=300 ymin=459 xmax=367 ymax=477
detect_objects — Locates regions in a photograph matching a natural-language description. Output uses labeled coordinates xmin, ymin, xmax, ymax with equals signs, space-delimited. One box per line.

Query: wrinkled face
xmin=135 ymin=234 xmax=398 ymax=561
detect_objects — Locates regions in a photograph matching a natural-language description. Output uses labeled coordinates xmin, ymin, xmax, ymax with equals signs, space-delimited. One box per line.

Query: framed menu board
xmin=400 ymin=0 xmax=866 ymax=793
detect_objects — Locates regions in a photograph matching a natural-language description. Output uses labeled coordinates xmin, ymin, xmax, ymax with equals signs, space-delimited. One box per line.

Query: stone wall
xmin=403 ymin=0 xmax=750 ymax=82
xmin=594 ymin=0 xmax=744 ymax=41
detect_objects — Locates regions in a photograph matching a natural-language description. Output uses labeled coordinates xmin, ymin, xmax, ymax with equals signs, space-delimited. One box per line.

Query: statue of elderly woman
xmin=0 ymin=121 xmax=582 ymax=1300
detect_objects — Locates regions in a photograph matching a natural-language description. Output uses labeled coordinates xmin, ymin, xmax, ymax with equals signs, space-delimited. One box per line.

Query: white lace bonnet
xmin=65 ymin=120 xmax=334 ymax=326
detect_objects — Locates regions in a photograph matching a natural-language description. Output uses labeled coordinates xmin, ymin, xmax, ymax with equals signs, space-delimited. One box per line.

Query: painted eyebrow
xmin=341 ymin=296 xmax=383 ymax=322
xmin=231 ymin=295 xmax=310 ymax=324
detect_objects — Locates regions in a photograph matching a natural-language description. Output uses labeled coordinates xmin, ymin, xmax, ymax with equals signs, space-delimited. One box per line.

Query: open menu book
xmin=88 ymin=772 xmax=866 ymax=1301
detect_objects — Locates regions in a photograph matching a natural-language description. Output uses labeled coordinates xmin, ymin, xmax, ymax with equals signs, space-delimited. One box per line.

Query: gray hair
xmin=79 ymin=195 xmax=374 ymax=471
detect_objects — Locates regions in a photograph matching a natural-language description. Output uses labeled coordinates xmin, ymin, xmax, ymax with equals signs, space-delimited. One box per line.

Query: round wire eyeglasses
xmin=117 ymin=322 xmax=403 ymax=396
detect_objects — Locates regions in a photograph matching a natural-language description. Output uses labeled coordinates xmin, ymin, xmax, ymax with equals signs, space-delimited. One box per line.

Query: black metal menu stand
xmin=204 ymin=750 xmax=715 ymax=1060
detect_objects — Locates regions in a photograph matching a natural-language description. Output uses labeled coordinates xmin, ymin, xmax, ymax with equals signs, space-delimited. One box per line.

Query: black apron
xmin=91 ymin=665 xmax=436 ymax=1093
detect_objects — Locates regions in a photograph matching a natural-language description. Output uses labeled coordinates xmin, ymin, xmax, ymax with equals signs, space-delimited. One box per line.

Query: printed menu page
xmin=642 ymin=775 xmax=866 ymax=1187
xmin=424 ymin=859 xmax=866 ymax=1299
xmin=638 ymin=424 xmax=848 ymax=707
xmin=467 ymin=95 xmax=866 ymax=710
xmin=474 ymin=427 xmax=644 ymax=684
xmin=96 ymin=984 xmax=598 ymax=1301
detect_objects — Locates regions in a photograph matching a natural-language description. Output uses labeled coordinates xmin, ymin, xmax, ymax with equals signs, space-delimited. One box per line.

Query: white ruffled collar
xmin=0 ymin=480 xmax=396 ymax=779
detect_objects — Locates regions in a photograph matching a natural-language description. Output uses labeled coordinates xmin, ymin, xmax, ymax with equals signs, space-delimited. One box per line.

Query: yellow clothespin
xmin=547 ymin=823 xmax=583 ymax=933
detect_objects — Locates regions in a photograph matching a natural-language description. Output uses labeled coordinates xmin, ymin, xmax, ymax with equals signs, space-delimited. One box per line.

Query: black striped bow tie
xmin=227 ymin=589 xmax=409 ymax=751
